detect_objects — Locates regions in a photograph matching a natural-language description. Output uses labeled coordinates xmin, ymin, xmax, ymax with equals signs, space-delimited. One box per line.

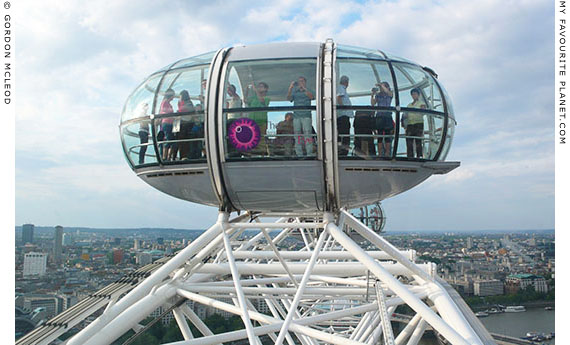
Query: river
xmin=415 ymin=307 xmax=555 ymax=344
xmin=478 ymin=307 xmax=555 ymax=343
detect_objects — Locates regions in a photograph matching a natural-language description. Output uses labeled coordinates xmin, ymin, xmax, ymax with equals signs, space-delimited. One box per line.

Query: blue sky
xmin=13 ymin=0 xmax=555 ymax=231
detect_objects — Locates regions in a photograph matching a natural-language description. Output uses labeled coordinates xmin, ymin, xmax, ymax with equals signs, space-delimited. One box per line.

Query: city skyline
xmin=14 ymin=1 xmax=555 ymax=231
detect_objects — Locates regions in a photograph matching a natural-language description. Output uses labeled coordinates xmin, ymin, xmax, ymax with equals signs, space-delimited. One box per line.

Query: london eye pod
xmin=119 ymin=40 xmax=459 ymax=213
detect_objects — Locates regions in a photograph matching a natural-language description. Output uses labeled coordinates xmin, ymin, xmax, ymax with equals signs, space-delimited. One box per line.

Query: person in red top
xmin=160 ymin=89 xmax=176 ymax=160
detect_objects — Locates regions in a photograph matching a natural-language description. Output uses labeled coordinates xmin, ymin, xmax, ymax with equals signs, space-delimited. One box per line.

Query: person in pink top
xmin=160 ymin=88 xmax=176 ymax=160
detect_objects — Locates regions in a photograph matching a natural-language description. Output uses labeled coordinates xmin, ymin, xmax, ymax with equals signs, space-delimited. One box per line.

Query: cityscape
xmin=15 ymin=223 xmax=555 ymax=343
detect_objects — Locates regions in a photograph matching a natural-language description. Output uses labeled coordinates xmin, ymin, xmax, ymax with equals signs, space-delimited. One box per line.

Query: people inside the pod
xmin=159 ymin=88 xmax=176 ymax=161
xmin=225 ymin=84 xmax=243 ymax=158
xmin=226 ymin=84 xmax=243 ymax=120
xmin=137 ymin=102 xmax=150 ymax=165
xmin=198 ymin=79 xmax=207 ymax=107
xmin=275 ymin=112 xmax=295 ymax=156
xmin=245 ymin=81 xmax=270 ymax=155
xmin=177 ymin=90 xmax=195 ymax=160
xmin=402 ymin=88 xmax=426 ymax=158
xmin=337 ymin=75 xmax=353 ymax=156
xmin=371 ymin=81 xmax=394 ymax=157
xmin=287 ymin=76 xmax=315 ymax=157
xmin=353 ymin=110 xmax=375 ymax=156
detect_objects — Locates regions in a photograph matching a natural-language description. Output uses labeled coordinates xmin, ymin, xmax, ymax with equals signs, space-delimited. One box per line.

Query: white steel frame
xmin=66 ymin=210 xmax=485 ymax=345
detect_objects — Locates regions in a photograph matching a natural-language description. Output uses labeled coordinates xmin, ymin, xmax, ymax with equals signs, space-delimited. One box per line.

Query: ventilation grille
xmin=146 ymin=171 xmax=205 ymax=178
xmin=345 ymin=167 xmax=417 ymax=173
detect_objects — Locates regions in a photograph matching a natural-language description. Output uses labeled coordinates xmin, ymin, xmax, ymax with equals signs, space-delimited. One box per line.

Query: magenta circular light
xmin=228 ymin=118 xmax=261 ymax=152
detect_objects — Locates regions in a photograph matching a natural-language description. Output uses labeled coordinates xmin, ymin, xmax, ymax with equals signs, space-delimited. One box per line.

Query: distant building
xmin=473 ymin=279 xmax=504 ymax=296
xmin=23 ymin=252 xmax=47 ymax=277
xmin=22 ymin=224 xmax=34 ymax=244
xmin=505 ymin=273 xmax=548 ymax=294
xmin=133 ymin=239 xmax=140 ymax=250
xmin=466 ymin=237 xmax=473 ymax=249
xmin=113 ymin=249 xmax=124 ymax=264
xmin=21 ymin=295 xmax=61 ymax=318
xmin=62 ymin=233 xmax=74 ymax=246
xmin=54 ymin=226 xmax=64 ymax=264
xmin=114 ymin=237 xmax=121 ymax=245
xmin=157 ymin=237 xmax=164 ymax=245
xmin=137 ymin=252 xmax=152 ymax=266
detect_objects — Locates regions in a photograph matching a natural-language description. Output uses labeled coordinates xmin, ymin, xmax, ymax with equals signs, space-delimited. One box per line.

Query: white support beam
xmin=177 ymin=289 xmax=369 ymax=345
xmin=326 ymin=219 xmax=473 ymax=345
xmin=406 ymin=319 xmax=427 ymax=345
xmin=275 ymin=228 xmax=328 ymax=345
xmin=375 ymin=283 xmax=395 ymax=345
xmin=221 ymin=227 xmax=260 ymax=345
xmin=67 ymin=212 xmax=244 ymax=345
xmin=179 ymin=304 xmax=216 ymax=339
xmin=173 ymin=307 xmax=194 ymax=340
xmin=395 ymin=314 xmax=421 ymax=345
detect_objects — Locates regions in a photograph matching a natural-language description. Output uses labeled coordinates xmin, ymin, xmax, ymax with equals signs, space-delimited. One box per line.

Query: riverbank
xmin=470 ymin=299 xmax=554 ymax=312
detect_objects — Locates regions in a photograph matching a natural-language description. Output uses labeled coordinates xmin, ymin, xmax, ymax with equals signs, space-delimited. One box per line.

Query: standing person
xmin=177 ymin=90 xmax=194 ymax=160
xmin=245 ymin=81 xmax=271 ymax=155
xmin=137 ymin=102 xmax=150 ymax=165
xmin=226 ymin=84 xmax=243 ymax=112
xmin=371 ymin=81 xmax=394 ymax=157
xmin=287 ymin=76 xmax=315 ymax=156
xmin=337 ymin=75 xmax=353 ymax=156
xmin=402 ymin=88 xmax=426 ymax=158
xmin=160 ymin=88 xmax=176 ymax=161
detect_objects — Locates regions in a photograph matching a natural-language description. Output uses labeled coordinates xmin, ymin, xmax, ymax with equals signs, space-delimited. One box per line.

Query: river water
xmin=416 ymin=307 xmax=555 ymax=344
xmin=478 ymin=307 xmax=555 ymax=343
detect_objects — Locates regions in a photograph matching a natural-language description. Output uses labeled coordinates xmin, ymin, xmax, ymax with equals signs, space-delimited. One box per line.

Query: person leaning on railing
xmin=402 ymin=88 xmax=426 ymax=158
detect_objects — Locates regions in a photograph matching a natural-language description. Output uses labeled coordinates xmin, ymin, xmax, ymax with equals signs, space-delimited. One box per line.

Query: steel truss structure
xmin=65 ymin=210 xmax=492 ymax=345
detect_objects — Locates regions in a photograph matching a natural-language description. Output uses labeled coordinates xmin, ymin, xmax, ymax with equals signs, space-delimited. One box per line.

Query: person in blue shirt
xmin=287 ymin=76 xmax=315 ymax=156
xmin=371 ymin=81 xmax=394 ymax=157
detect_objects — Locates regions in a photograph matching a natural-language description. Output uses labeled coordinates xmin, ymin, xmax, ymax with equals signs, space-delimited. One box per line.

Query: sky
xmin=12 ymin=0 xmax=555 ymax=231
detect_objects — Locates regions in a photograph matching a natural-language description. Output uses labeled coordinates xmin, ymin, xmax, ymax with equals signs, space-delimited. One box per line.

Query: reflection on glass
xmin=393 ymin=63 xmax=443 ymax=112
xmin=122 ymin=119 xmax=158 ymax=166
xmin=396 ymin=111 xmax=445 ymax=160
xmin=154 ymin=65 xmax=210 ymax=115
xmin=336 ymin=60 xmax=395 ymax=106
xmin=336 ymin=44 xmax=385 ymax=60
xmin=122 ymin=74 xmax=161 ymax=122
xmin=440 ymin=118 xmax=455 ymax=160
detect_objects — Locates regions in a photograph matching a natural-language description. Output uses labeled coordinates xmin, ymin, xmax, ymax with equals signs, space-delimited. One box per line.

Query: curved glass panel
xmin=341 ymin=111 xmax=397 ymax=159
xmin=154 ymin=65 xmax=210 ymax=115
xmin=121 ymin=118 xmax=158 ymax=166
xmin=438 ymin=82 xmax=455 ymax=119
xmin=439 ymin=117 xmax=456 ymax=160
xmin=336 ymin=44 xmax=385 ymax=60
xmin=336 ymin=60 xmax=395 ymax=107
xmin=222 ymin=59 xmax=318 ymax=160
xmin=121 ymin=74 xmax=161 ymax=122
xmin=393 ymin=63 xmax=443 ymax=112
xmin=396 ymin=111 xmax=445 ymax=160
xmin=155 ymin=112 xmax=205 ymax=163
xmin=382 ymin=51 xmax=415 ymax=64
xmin=170 ymin=51 xmax=216 ymax=69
